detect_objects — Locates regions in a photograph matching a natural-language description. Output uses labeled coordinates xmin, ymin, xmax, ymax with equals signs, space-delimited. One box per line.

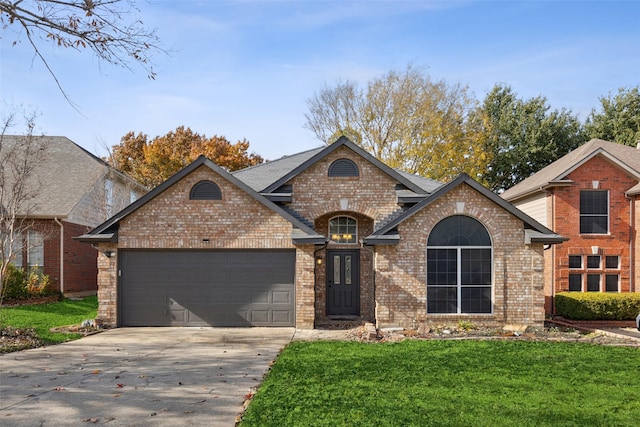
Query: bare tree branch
xmin=1 ymin=0 xmax=164 ymax=95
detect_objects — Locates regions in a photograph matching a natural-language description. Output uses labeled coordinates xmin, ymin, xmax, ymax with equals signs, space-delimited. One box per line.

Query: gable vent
xmin=190 ymin=180 xmax=222 ymax=200
xmin=328 ymin=158 xmax=359 ymax=177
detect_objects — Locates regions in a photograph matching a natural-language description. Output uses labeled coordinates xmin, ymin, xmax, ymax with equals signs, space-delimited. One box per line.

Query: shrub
xmin=555 ymin=292 xmax=640 ymax=320
xmin=25 ymin=270 xmax=51 ymax=297
xmin=2 ymin=264 xmax=28 ymax=300
xmin=1 ymin=265 xmax=52 ymax=301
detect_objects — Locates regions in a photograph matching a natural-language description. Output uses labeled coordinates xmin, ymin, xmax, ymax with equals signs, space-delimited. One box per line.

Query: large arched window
xmin=427 ymin=215 xmax=492 ymax=314
xmin=329 ymin=216 xmax=357 ymax=244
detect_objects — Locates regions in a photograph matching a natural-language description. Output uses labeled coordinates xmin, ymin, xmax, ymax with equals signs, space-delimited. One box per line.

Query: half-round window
xmin=427 ymin=215 xmax=492 ymax=314
xmin=189 ymin=180 xmax=222 ymax=200
xmin=328 ymin=158 xmax=359 ymax=177
xmin=329 ymin=216 xmax=357 ymax=243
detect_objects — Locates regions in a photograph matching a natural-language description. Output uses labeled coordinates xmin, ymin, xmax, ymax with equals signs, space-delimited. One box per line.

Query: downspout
xmin=628 ymin=195 xmax=635 ymax=292
xmin=53 ymin=217 xmax=64 ymax=295
xmin=550 ymin=191 xmax=556 ymax=315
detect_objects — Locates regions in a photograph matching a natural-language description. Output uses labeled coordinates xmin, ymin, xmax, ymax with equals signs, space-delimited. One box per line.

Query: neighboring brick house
xmin=502 ymin=138 xmax=640 ymax=313
xmin=79 ymin=137 xmax=564 ymax=329
xmin=4 ymin=135 xmax=146 ymax=296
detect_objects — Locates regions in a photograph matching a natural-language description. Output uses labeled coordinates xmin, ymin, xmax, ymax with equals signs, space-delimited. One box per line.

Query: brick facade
xmin=94 ymin=144 xmax=548 ymax=329
xmin=547 ymin=156 xmax=635 ymax=312
xmin=376 ymin=184 xmax=545 ymax=329
xmin=15 ymin=219 xmax=97 ymax=295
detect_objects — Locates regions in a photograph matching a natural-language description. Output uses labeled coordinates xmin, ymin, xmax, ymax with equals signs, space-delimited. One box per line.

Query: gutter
xmin=53 ymin=217 xmax=64 ymax=294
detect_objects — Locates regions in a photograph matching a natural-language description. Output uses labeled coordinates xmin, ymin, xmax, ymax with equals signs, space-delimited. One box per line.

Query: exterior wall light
xmin=103 ymin=250 xmax=115 ymax=258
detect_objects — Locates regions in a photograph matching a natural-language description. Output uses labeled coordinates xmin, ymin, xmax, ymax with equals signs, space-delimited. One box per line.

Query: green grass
xmin=241 ymin=340 xmax=640 ymax=426
xmin=0 ymin=296 xmax=98 ymax=343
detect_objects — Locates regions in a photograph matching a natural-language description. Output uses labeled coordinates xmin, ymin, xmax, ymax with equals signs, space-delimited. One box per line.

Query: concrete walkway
xmin=0 ymin=327 xmax=294 ymax=426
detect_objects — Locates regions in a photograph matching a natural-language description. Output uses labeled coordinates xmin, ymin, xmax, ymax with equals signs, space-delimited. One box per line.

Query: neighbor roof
xmin=502 ymin=139 xmax=640 ymax=202
xmin=3 ymin=135 xmax=135 ymax=218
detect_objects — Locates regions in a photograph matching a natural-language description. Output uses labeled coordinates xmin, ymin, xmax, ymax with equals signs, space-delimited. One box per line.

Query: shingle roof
xmin=232 ymin=147 xmax=324 ymax=192
xmin=232 ymin=138 xmax=442 ymax=194
xmin=4 ymin=135 xmax=110 ymax=217
xmin=502 ymin=139 xmax=640 ymax=201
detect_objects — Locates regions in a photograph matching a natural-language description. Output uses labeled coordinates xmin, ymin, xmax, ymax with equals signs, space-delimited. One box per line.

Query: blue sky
xmin=2 ymin=0 xmax=639 ymax=160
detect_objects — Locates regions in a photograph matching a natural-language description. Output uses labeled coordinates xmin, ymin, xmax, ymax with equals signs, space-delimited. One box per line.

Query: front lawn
xmin=0 ymin=296 xmax=98 ymax=348
xmin=241 ymin=339 xmax=640 ymax=426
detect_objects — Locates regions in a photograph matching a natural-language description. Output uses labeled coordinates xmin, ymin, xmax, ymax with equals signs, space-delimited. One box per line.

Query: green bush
xmin=555 ymin=292 xmax=640 ymax=320
xmin=2 ymin=264 xmax=28 ymax=300
xmin=2 ymin=265 xmax=52 ymax=301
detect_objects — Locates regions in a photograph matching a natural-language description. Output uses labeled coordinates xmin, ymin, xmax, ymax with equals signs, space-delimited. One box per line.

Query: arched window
xmin=427 ymin=215 xmax=492 ymax=314
xmin=328 ymin=158 xmax=359 ymax=177
xmin=189 ymin=180 xmax=222 ymax=200
xmin=329 ymin=216 xmax=357 ymax=244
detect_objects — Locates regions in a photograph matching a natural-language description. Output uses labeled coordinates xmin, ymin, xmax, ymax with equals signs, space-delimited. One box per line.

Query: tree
xmin=304 ymin=65 xmax=490 ymax=183
xmin=1 ymin=0 xmax=162 ymax=97
xmin=585 ymin=86 xmax=640 ymax=146
xmin=0 ymin=107 xmax=48 ymax=303
xmin=481 ymin=84 xmax=585 ymax=193
xmin=110 ymin=126 xmax=264 ymax=188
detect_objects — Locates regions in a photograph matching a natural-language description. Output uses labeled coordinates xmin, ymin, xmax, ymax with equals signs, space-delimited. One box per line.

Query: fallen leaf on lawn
xmin=91 ymin=370 xmax=101 ymax=375
xmin=112 ymin=393 xmax=121 ymax=398
xmin=82 ymin=418 xmax=99 ymax=423
xmin=116 ymin=384 xmax=124 ymax=388
xmin=183 ymin=410 xmax=193 ymax=414
xmin=150 ymin=412 xmax=157 ymax=417
xmin=138 ymin=375 xmax=145 ymax=378
xmin=54 ymin=387 xmax=65 ymax=391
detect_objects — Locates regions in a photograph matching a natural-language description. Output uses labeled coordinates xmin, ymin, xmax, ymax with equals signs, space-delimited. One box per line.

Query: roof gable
xmin=259 ymin=137 xmax=431 ymax=195
xmin=82 ymin=155 xmax=323 ymax=242
xmin=367 ymin=173 xmax=566 ymax=245
xmin=502 ymin=139 xmax=640 ymax=201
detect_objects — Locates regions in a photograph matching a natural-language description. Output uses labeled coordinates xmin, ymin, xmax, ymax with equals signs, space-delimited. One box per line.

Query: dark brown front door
xmin=326 ymin=250 xmax=360 ymax=316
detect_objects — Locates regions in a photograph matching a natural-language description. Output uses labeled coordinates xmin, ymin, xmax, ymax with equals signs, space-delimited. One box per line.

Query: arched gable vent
xmin=328 ymin=158 xmax=359 ymax=177
xmin=190 ymin=180 xmax=222 ymax=200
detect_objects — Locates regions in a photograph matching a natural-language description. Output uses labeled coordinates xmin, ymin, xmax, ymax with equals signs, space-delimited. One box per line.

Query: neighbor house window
xmin=580 ymin=190 xmax=608 ymax=234
xmin=2 ymin=233 xmax=23 ymax=268
xmin=605 ymin=256 xmax=620 ymax=269
xmin=586 ymin=255 xmax=600 ymax=269
xmin=568 ymin=274 xmax=582 ymax=291
xmin=105 ymin=178 xmax=114 ymax=217
xmin=329 ymin=216 xmax=357 ymax=244
xmin=586 ymin=274 xmax=600 ymax=292
xmin=27 ymin=231 xmax=44 ymax=273
xmin=427 ymin=215 xmax=492 ymax=314
xmin=568 ymin=255 xmax=582 ymax=269
xmin=568 ymin=253 xmax=621 ymax=293
xmin=605 ymin=274 xmax=619 ymax=292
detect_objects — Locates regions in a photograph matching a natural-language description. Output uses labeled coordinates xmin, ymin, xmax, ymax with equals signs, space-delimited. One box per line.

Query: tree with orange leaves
xmin=109 ymin=126 xmax=264 ymax=188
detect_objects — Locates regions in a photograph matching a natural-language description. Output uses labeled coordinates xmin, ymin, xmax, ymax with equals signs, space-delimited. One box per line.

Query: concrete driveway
xmin=0 ymin=327 xmax=295 ymax=426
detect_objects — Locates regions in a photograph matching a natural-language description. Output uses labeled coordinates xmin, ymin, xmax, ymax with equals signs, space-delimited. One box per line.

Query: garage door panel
xmin=120 ymin=250 xmax=295 ymax=326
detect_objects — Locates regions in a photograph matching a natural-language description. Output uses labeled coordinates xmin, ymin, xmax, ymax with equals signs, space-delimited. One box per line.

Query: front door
xmin=326 ymin=250 xmax=360 ymax=316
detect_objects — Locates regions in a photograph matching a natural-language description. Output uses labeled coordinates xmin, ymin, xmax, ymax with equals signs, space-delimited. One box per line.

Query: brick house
xmin=4 ymin=135 xmax=146 ymax=296
xmin=79 ymin=137 xmax=564 ymax=329
xmin=502 ymin=138 xmax=640 ymax=313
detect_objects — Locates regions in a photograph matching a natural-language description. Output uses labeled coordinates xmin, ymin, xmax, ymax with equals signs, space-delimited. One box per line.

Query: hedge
xmin=555 ymin=292 xmax=640 ymax=320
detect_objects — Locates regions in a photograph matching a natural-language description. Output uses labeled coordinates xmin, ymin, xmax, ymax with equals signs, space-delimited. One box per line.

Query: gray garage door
xmin=119 ymin=250 xmax=295 ymax=327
